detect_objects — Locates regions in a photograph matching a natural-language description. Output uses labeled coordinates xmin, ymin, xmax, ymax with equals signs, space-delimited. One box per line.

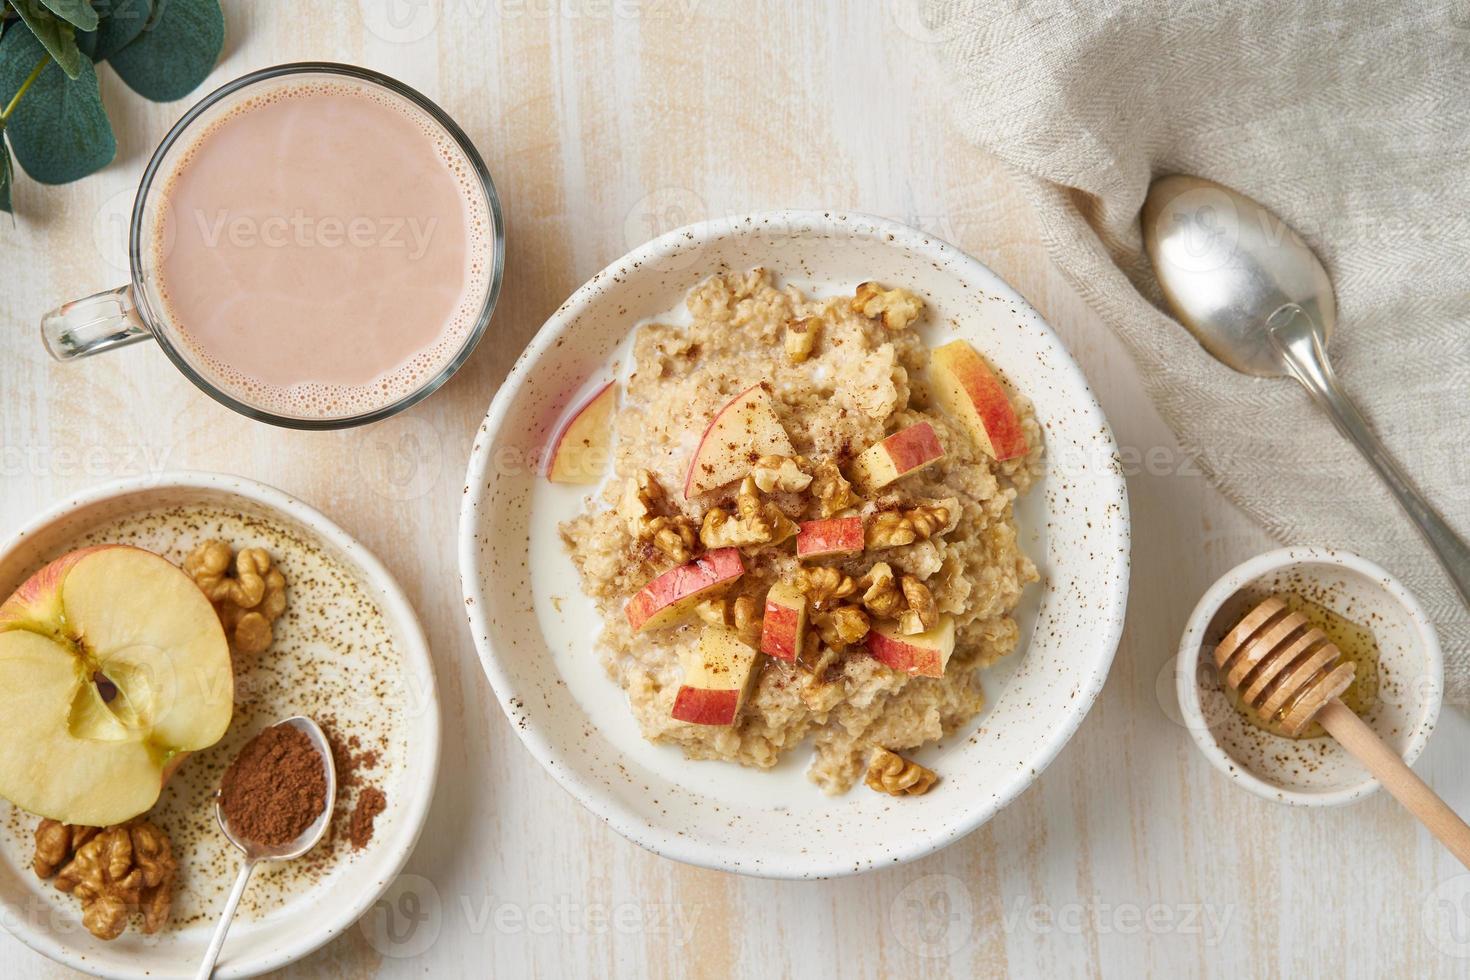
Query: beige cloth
xmin=922 ymin=0 xmax=1470 ymax=698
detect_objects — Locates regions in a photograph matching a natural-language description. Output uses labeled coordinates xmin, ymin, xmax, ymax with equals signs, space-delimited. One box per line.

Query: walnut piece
xmin=898 ymin=576 xmax=939 ymax=635
xmin=783 ymin=316 xmax=821 ymax=363
xmin=866 ymin=502 xmax=953 ymax=550
xmin=51 ymin=820 xmax=176 ymax=940
xmin=620 ymin=471 xmax=699 ymax=563
xmin=184 ymin=540 xmax=288 ymax=655
xmin=810 ymin=458 xmax=860 ymax=517
xmin=33 ymin=820 xmax=99 ymax=879
xmin=814 ymin=605 xmax=870 ymax=649
xmin=866 ymin=748 xmax=938 ymax=796
xmin=751 ymin=454 xmax=812 ymax=494
xmin=858 ymin=562 xmax=904 ymax=619
xmin=851 ymin=282 xmax=924 ymax=331
xmin=699 ymin=476 xmax=798 ymax=549
xmin=695 ymin=596 xmax=762 ymax=647
xmin=796 ymin=566 xmax=857 ymax=607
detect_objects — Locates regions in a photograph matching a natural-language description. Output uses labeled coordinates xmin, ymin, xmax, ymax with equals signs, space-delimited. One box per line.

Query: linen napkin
xmin=920 ymin=0 xmax=1470 ymax=699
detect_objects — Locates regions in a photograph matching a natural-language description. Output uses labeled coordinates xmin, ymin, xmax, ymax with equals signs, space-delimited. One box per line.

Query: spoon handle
xmin=1269 ymin=306 xmax=1470 ymax=608
xmin=196 ymin=859 xmax=256 ymax=980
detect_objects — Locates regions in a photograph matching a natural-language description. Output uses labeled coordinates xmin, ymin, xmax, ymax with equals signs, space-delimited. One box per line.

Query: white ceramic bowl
xmin=459 ymin=210 xmax=1130 ymax=878
xmin=0 ymin=472 xmax=439 ymax=978
xmin=1175 ymin=547 xmax=1442 ymax=807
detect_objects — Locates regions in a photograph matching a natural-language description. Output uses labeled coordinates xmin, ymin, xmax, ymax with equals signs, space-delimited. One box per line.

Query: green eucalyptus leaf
xmin=108 ymin=0 xmax=221 ymax=102
xmin=80 ymin=0 xmax=150 ymax=61
xmin=0 ymin=26 xmax=115 ymax=183
xmin=10 ymin=1 xmax=84 ymax=78
xmin=0 ymin=139 xmax=13 ymax=214
xmin=38 ymin=0 xmax=100 ymax=32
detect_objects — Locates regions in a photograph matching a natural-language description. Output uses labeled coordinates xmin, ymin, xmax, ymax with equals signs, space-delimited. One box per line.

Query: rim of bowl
xmin=459 ymin=208 xmax=1131 ymax=877
xmin=0 ymin=471 xmax=440 ymax=978
xmin=1175 ymin=546 xmax=1443 ymax=808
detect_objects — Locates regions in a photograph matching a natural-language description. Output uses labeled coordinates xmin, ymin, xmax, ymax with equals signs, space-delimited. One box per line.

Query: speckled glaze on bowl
xmin=458 ymin=210 xmax=1130 ymax=878
xmin=1176 ymin=547 xmax=1442 ymax=807
xmin=0 ymin=472 xmax=439 ymax=978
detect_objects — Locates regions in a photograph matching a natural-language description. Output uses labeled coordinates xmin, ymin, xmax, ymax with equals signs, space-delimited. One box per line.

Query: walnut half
xmin=851 ymin=282 xmax=924 ymax=331
xmin=50 ymin=820 xmax=176 ymax=940
xmin=866 ymin=502 xmax=953 ymax=550
xmin=700 ymin=476 xmax=798 ymax=549
xmin=865 ymin=748 xmax=938 ymax=796
xmin=183 ymin=540 xmax=288 ymax=655
xmin=620 ymin=470 xmax=699 ymax=563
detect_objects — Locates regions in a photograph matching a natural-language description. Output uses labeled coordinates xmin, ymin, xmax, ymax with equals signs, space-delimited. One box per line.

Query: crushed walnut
xmin=858 ymin=562 xmax=903 ymax=618
xmin=813 ymin=605 xmax=870 ymax=650
xmin=695 ymin=595 xmax=763 ymax=647
xmin=751 ymin=454 xmax=812 ymax=494
xmin=810 ymin=458 xmax=861 ymax=517
xmin=37 ymin=818 xmax=176 ymax=940
xmin=796 ymin=566 xmax=856 ymax=608
xmin=865 ymin=748 xmax=938 ymax=796
xmin=867 ymin=502 xmax=953 ymax=550
xmin=183 ymin=540 xmax=288 ymax=655
xmin=851 ymin=282 xmax=924 ymax=331
xmin=700 ymin=476 xmax=798 ymax=549
xmin=620 ymin=470 xmax=699 ymax=563
xmin=783 ymin=316 xmax=821 ymax=363
xmin=898 ymin=576 xmax=938 ymax=635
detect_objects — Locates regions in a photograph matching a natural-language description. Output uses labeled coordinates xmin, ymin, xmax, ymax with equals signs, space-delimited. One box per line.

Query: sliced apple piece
xmin=671 ymin=626 xmax=761 ymax=725
xmin=625 ymin=547 xmax=745 ymax=632
xmin=759 ymin=582 xmax=808 ymax=660
xmin=850 ymin=421 xmax=945 ymax=492
xmin=683 ymin=383 xmax=795 ymax=496
xmin=796 ymin=517 xmax=865 ymax=561
xmin=866 ymin=615 xmax=956 ymax=677
xmin=931 ymin=340 xmax=1028 ymax=461
xmin=0 ymin=545 xmax=233 ymax=826
xmin=547 ymin=381 xmax=617 ymax=484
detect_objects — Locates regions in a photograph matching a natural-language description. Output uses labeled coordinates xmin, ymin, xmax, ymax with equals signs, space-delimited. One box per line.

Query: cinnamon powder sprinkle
xmin=219 ymin=724 xmax=328 ymax=848
xmin=349 ymin=787 xmax=387 ymax=850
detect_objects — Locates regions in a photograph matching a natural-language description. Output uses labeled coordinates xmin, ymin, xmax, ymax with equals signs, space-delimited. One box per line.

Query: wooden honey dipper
xmin=1217 ymin=596 xmax=1470 ymax=868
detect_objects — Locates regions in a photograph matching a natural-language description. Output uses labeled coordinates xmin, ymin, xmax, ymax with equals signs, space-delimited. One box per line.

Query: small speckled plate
xmin=459 ymin=211 xmax=1130 ymax=878
xmin=1176 ymin=547 xmax=1442 ymax=807
xmin=0 ymin=472 xmax=438 ymax=978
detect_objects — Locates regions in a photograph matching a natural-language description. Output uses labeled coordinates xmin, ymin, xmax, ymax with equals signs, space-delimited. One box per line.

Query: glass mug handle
xmin=41 ymin=284 xmax=152 ymax=361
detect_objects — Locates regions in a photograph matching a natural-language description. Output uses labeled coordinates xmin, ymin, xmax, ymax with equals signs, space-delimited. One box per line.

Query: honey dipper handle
xmin=1317 ymin=699 xmax=1470 ymax=869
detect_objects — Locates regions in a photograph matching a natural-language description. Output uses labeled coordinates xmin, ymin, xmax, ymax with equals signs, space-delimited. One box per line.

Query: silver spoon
xmin=1142 ymin=174 xmax=1470 ymax=606
xmin=195 ymin=716 xmax=336 ymax=980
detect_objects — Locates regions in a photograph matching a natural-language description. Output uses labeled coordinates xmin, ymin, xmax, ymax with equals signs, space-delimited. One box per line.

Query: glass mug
xmin=41 ymin=62 xmax=505 ymax=430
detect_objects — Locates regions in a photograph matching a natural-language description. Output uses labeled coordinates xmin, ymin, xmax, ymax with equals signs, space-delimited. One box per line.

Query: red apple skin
xmin=0 ymin=545 xmax=130 ymax=635
xmin=866 ymin=618 xmax=955 ymax=678
xmin=683 ymin=383 xmax=795 ymax=497
xmin=796 ymin=517 xmax=865 ymax=560
xmin=671 ymin=688 xmax=741 ymax=725
xmin=883 ymin=422 xmax=944 ymax=473
xmin=760 ymin=603 xmax=801 ymax=660
xmin=547 ymin=381 xmax=616 ymax=484
xmin=931 ymin=340 xmax=1028 ymax=461
xmin=624 ymin=548 xmax=745 ymax=632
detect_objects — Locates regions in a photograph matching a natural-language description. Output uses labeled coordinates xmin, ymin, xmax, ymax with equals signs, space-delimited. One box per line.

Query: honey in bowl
xmin=1222 ymin=591 xmax=1380 ymax=739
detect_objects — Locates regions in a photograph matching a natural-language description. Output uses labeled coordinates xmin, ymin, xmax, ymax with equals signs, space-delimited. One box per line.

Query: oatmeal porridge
xmin=555 ymin=268 xmax=1041 ymax=794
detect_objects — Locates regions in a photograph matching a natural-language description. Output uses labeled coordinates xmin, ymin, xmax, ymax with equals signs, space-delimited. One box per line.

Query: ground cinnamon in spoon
xmin=219 ymin=724 xmax=328 ymax=847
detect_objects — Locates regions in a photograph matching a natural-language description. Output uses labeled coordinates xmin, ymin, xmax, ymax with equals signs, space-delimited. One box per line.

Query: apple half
xmin=930 ymin=340 xmax=1028 ymax=461
xmin=850 ymin=421 xmax=945 ymax=491
xmin=0 ymin=545 xmax=233 ymax=826
xmin=547 ymin=381 xmax=617 ymax=484
xmin=683 ymin=383 xmax=796 ymax=497
xmin=759 ymin=581 xmax=808 ymax=660
xmin=796 ymin=517 xmax=865 ymax=561
xmin=866 ymin=615 xmax=956 ymax=677
xmin=625 ymin=547 xmax=745 ymax=632
xmin=671 ymin=626 xmax=761 ymax=725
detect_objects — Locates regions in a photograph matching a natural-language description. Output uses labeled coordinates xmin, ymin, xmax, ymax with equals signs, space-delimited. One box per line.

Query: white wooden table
xmin=3 ymin=2 xmax=1468 ymax=976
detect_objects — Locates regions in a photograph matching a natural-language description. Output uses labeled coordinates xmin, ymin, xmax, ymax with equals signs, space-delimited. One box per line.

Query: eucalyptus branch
xmin=0 ymin=54 xmax=49 ymax=124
